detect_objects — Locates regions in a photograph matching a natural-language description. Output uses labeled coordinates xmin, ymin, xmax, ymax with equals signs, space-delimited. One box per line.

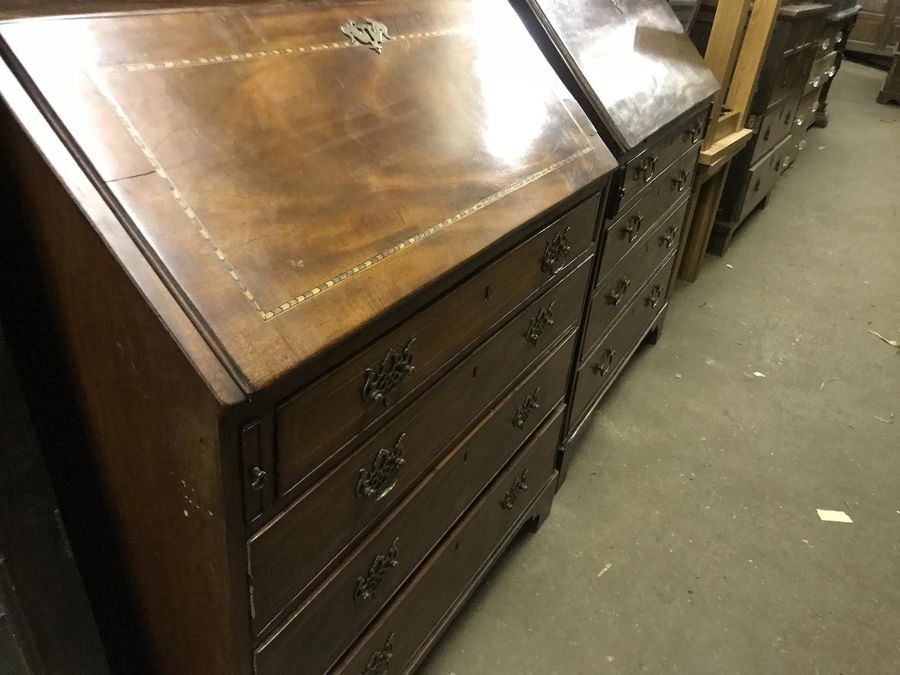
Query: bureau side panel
xmin=0 ymin=108 xmax=248 ymax=674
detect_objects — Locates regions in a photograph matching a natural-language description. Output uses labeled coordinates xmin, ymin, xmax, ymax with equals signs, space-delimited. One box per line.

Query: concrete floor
xmin=421 ymin=62 xmax=900 ymax=675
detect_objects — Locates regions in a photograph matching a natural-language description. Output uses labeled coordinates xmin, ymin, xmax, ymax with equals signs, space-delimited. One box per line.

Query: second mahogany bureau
xmin=0 ymin=1 xmax=619 ymax=673
xmin=513 ymin=0 xmax=719 ymax=479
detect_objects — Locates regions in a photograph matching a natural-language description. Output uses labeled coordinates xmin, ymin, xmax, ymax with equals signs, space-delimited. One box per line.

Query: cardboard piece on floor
xmin=817 ymin=509 xmax=853 ymax=523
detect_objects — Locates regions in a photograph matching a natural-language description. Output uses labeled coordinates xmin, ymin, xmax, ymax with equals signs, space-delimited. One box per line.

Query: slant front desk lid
xmin=0 ymin=0 xmax=615 ymax=393
xmin=515 ymin=0 xmax=720 ymax=155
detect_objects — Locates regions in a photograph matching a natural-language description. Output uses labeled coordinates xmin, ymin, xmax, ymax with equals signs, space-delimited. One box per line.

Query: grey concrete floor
xmin=420 ymin=62 xmax=900 ymax=675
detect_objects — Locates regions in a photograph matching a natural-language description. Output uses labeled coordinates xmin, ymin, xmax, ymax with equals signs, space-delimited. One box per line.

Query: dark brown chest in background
xmin=0 ymin=2 xmax=618 ymax=673
xmin=512 ymin=0 xmax=719 ymax=478
xmin=707 ymin=2 xmax=832 ymax=255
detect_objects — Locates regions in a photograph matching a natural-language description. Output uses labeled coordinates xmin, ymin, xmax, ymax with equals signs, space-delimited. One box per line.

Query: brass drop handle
xmin=643 ymin=154 xmax=658 ymax=183
xmin=753 ymin=178 xmax=761 ymax=192
xmin=607 ymin=277 xmax=631 ymax=306
xmin=683 ymin=121 xmax=703 ymax=143
xmin=354 ymin=538 xmax=399 ymax=602
xmin=363 ymin=339 xmax=416 ymax=406
xmin=646 ymin=285 xmax=663 ymax=309
xmin=624 ymin=214 xmax=643 ymax=243
xmin=763 ymin=125 xmax=771 ymax=141
xmin=357 ymin=434 xmax=406 ymax=501
xmin=660 ymin=226 xmax=678 ymax=249
xmin=541 ymin=226 xmax=571 ymax=274
xmin=359 ymin=633 xmax=394 ymax=675
xmin=593 ymin=348 xmax=616 ymax=377
xmin=500 ymin=468 xmax=529 ymax=510
xmin=249 ymin=466 xmax=267 ymax=491
xmin=512 ymin=388 xmax=541 ymax=430
xmin=672 ymin=169 xmax=689 ymax=193
xmin=525 ymin=302 xmax=555 ymax=345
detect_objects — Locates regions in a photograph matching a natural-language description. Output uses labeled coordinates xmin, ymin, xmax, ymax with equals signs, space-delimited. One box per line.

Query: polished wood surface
xmin=517 ymin=0 xmax=720 ymax=154
xmin=0 ymin=0 xmax=614 ymax=393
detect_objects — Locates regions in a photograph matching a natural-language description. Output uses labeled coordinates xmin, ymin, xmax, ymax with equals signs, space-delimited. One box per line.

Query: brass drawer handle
xmin=541 ymin=225 xmax=571 ymax=274
xmin=683 ymin=120 xmax=703 ymax=144
xmin=355 ymin=538 xmax=399 ymax=602
xmin=660 ymin=226 xmax=678 ymax=250
xmin=753 ymin=178 xmax=761 ymax=192
xmin=360 ymin=633 xmax=394 ymax=675
xmin=525 ymin=301 xmax=555 ymax=345
xmin=363 ymin=339 xmax=415 ymax=406
xmin=500 ymin=468 xmax=529 ymax=510
xmin=646 ymin=285 xmax=663 ymax=309
xmin=249 ymin=466 xmax=268 ymax=491
xmin=607 ymin=276 xmax=631 ymax=306
xmin=671 ymin=169 xmax=689 ymax=193
xmin=623 ymin=214 xmax=643 ymax=243
xmin=513 ymin=387 xmax=541 ymax=429
xmin=357 ymin=434 xmax=406 ymax=501
xmin=593 ymin=348 xmax=616 ymax=377
xmin=763 ymin=125 xmax=771 ymax=141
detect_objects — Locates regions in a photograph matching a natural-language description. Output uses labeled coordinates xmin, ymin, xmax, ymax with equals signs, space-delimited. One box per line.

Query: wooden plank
xmin=677 ymin=168 xmax=730 ymax=282
xmin=702 ymin=0 xmax=753 ymax=148
xmin=699 ymin=128 xmax=754 ymax=166
xmin=727 ymin=0 xmax=783 ymax=127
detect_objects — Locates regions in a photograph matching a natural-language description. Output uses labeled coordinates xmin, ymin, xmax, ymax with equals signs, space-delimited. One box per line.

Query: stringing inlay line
xmin=113 ymin=28 xmax=465 ymax=72
xmin=91 ymin=75 xmax=269 ymax=319
xmin=267 ymin=147 xmax=595 ymax=319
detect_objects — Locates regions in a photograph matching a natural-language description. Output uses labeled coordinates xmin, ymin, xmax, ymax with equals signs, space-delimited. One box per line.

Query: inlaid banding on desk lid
xmin=0 ymin=0 xmax=616 ymax=390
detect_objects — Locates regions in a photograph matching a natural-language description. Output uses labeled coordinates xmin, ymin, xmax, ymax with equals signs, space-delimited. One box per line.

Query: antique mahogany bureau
xmin=512 ymin=0 xmax=719 ymax=478
xmin=0 ymin=2 xmax=619 ymax=673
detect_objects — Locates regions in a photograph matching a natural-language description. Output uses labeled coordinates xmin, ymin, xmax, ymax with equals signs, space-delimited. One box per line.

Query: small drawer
xmin=248 ymin=260 xmax=591 ymax=636
xmin=329 ymin=410 xmax=563 ymax=675
xmin=805 ymin=50 xmax=838 ymax=95
xmin=781 ymin=9 xmax=828 ymax=52
xmin=598 ymin=147 xmax=698 ymax=286
xmin=795 ymin=88 xmax=820 ymax=129
xmin=252 ymin=339 xmax=573 ymax=674
xmin=268 ymin=194 xmax=600 ymax=507
xmin=772 ymin=47 xmax=815 ymax=102
xmin=750 ymin=95 xmax=799 ymax=164
xmin=584 ymin=201 xmax=687 ymax=359
xmin=736 ymin=135 xmax=791 ymax=224
xmin=570 ymin=255 xmax=676 ymax=430
xmin=618 ymin=108 xmax=706 ymax=211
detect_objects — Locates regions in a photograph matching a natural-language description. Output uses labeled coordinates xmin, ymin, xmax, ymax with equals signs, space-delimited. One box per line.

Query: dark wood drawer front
xmin=330 ymin=410 xmax=563 ymax=675
xmin=571 ymin=256 xmax=675 ymax=428
xmin=806 ymin=50 xmax=838 ymax=94
xmin=249 ymin=261 xmax=590 ymax=635
xmin=737 ymin=135 xmax=791 ymax=224
xmin=584 ymin=201 xmax=687 ymax=359
xmin=751 ymin=95 xmax=799 ymax=164
xmin=599 ymin=147 xmax=698 ymax=286
xmin=797 ymin=88 xmax=820 ymax=128
xmin=618 ymin=108 xmax=706 ymax=210
xmin=253 ymin=353 xmax=571 ymax=675
xmin=785 ymin=13 xmax=828 ymax=52
xmin=272 ymin=194 xmax=600 ymax=502
xmin=773 ymin=47 xmax=815 ymax=103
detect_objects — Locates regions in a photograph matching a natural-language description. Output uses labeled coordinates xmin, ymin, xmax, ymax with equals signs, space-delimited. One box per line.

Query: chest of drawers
xmin=710 ymin=2 xmax=831 ymax=255
xmin=0 ymin=2 xmax=618 ymax=673
xmin=512 ymin=0 xmax=718 ymax=477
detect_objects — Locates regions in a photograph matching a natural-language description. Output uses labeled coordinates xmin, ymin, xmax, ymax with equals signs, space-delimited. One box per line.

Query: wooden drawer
xmin=570 ymin=255 xmax=675 ymax=429
xmin=783 ymin=9 xmax=828 ymax=52
xmin=796 ymin=88 xmax=820 ymax=129
xmin=330 ymin=411 xmax=562 ymax=675
xmin=806 ymin=50 xmax=838 ymax=94
xmin=736 ymin=135 xmax=791 ymax=224
xmin=253 ymin=358 xmax=570 ymax=675
xmin=772 ymin=46 xmax=816 ymax=103
xmin=584 ymin=201 xmax=687 ymax=359
xmin=248 ymin=260 xmax=590 ymax=636
xmin=617 ymin=108 xmax=706 ymax=211
xmin=599 ymin=146 xmax=699 ymax=286
xmin=750 ymin=95 xmax=799 ymax=164
xmin=270 ymin=194 xmax=600 ymax=505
